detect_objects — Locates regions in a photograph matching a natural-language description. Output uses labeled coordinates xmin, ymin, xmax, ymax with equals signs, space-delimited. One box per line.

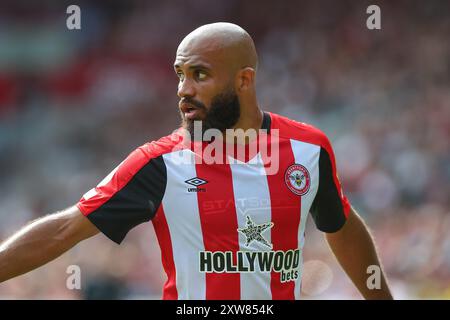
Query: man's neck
xmin=225 ymin=107 xmax=264 ymax=144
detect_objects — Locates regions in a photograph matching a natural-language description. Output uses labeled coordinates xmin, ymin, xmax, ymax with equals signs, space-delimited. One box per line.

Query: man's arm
xmin=325 ymin=206 xmax=393 ymax=299
xmin=0 ymin=206 xmax=99 ymax=283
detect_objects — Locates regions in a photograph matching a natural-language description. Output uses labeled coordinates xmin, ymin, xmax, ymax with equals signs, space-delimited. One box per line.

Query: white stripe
xmin=289 ymin=139 xmax=320 ymax=300
xmin=229 ymin=153 xmax=273 ymax=300
xmin=162 ymin=150 xmax=205 ymax=299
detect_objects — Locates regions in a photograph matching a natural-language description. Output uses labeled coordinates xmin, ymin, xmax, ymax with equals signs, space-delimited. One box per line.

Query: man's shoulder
xmin=268 ymin=111 xmax=332 ymax=149
xmin=137 ymin=129 xmax=186 ymax=161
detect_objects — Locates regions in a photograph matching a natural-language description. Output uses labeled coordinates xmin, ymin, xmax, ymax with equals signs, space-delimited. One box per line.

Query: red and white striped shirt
xmin=77 ymin=111 xmax=350 ymax=300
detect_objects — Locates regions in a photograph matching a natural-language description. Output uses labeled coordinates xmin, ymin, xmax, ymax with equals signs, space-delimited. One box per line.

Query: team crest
xmin=285 ymin=164 xmax=310 ymax=196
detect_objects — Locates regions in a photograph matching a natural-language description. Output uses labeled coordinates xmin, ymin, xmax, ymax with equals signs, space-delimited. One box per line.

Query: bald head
xmin=177 ymin=22 xmax=258 ymax=72
xmin=174 ymin=23 xmax=261 ymax=135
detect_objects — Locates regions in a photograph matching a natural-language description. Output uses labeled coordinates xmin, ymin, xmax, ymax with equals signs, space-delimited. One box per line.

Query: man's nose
xmin=177 ymin=78 xmax=196 ymax=98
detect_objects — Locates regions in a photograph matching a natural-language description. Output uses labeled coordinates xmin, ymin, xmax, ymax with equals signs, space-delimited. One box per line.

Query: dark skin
xmin=0 ymin=206 xmax=98 ymax=282
xmin=0 ymin=23 xmax=393 ymax=299
xmin=327 ymin=206 xmax=393 ymax=299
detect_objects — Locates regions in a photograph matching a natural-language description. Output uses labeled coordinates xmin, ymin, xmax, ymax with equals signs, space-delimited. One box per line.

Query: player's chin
xmin=184 ymin=114 xmax=206 ymax=124
xmin=181 ymin=117 xmax=205 ymax=134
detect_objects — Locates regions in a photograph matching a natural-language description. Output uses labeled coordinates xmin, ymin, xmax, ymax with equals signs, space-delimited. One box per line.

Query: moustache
xmin=180 ymin=98 xmax=206 ymax=110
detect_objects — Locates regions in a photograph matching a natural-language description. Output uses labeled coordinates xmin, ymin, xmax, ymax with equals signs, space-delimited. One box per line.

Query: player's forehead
xmin=174 ymin=37 xmax=226 ymax=70
xmin=173 ymin=53 xmax=214 ymax=70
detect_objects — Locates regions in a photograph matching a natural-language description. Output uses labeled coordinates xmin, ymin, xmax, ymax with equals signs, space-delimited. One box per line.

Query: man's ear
xmin=236 ymin=67 xmax=256 ymax=92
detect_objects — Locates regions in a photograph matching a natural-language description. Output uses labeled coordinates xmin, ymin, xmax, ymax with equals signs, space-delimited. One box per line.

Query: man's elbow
xmin=52 ymin=206 xmax=99 ymax=245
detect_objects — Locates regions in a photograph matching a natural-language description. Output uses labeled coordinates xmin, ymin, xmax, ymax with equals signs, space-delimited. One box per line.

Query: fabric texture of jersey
xmin=77 ymin=111 xmax=351 ymax=300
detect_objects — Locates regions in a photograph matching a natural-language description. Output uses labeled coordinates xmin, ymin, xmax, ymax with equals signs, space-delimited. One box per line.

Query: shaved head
xmin=177 ymin=22 xmax=258 ymax=73
xmin=174 ymin=23 xmax=260 ymax=138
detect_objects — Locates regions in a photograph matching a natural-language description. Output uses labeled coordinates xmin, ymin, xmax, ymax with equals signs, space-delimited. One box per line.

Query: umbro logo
xmin=185 ymin=177 xmax=208 ymax=192
xmin=185 ymin=177 xmax=208 ymax=187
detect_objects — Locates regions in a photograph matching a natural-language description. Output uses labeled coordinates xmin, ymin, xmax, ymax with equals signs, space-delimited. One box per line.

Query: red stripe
xmin=195 ymin=158 xmax=241 ymax=300
xmin=152 ymin=204 xmax=178 ymax=300
xmin=264 ymin=138 xmax=300 ymax=300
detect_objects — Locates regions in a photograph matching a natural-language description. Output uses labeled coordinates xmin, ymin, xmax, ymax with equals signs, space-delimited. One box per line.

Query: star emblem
xmin=237 ymin=215 xmax=274 ymax=249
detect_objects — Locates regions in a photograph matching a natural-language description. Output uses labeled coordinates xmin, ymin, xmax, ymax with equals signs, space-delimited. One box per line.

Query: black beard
xmin=180 ymin=89 xmax=241 ymax=141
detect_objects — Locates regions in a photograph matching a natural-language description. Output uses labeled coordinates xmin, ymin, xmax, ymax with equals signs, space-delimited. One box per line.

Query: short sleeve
xmin=310 ymin=140 xmax=351 ymax=233
xmin=77 ymin=147 xmax=167 ymax=244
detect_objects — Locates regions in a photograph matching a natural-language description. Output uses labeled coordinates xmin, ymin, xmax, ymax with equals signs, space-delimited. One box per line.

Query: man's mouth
xmin=180 ymin=103 xmax=203 ymax=120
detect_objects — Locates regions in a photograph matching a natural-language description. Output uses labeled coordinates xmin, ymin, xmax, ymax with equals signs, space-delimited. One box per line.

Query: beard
xmin=179 ymin=88 xmax=241 ymax=141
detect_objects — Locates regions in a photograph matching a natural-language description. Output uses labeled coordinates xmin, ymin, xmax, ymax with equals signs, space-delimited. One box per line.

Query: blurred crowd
xmin=0 ymin=0 xmax=449 ymax=299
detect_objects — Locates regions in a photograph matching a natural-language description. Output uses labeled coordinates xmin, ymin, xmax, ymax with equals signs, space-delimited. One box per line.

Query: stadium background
xmin=0 ymin=0 xmax=449 ymax=299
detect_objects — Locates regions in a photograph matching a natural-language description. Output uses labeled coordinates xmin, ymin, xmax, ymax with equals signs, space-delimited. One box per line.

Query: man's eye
xmin=177 ymin=72 xmax=185 ymax=81
xmin=195 ymin=71 xmax=207 ymax=80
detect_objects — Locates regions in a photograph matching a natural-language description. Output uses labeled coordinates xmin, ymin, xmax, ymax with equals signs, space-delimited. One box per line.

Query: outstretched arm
xmin=0 ymin=205 xmax=99 ymax=283
xmin=325 ymin=206 xmax=393 ymax=299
